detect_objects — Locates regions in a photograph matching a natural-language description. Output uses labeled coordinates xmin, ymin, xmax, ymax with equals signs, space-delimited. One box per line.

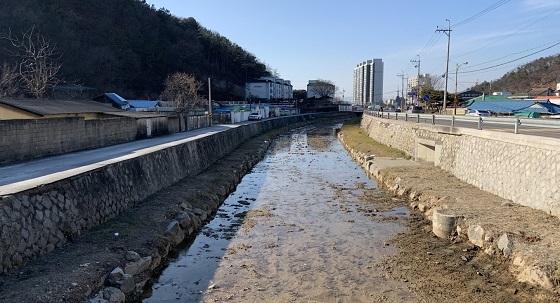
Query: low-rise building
xmin=245 ymin=77 xmax=293 ymax=101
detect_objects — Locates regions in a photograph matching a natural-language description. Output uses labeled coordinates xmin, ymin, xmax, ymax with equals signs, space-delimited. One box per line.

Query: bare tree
xmin=427 ymin=74 xmax=445 ymax=90
xmin=160 ymin=72 xmax=203 ymax=110
xmin=0 ymin=27 xmax=62 ymax=99
xmin=0 ymin=62 xmax=19 ymax=97
xmin=310 ymin=79 xmax=335 ymax=100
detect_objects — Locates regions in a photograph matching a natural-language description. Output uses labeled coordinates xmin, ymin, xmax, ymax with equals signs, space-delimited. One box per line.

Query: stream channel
xmin=142 ymin=122 xmax=419 ymax=302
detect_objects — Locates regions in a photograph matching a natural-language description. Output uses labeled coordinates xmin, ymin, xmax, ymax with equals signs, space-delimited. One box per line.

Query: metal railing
xmin=365 ymin=110 xmax=560 ymax=136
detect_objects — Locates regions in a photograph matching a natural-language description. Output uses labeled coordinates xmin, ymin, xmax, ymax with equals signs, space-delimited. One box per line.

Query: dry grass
xmin=340 ymin=117 xmax=410 ymax=159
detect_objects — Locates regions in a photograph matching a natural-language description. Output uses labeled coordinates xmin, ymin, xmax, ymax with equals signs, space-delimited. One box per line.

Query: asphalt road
xmin=370 ymin=111 xmax=560 ymax=139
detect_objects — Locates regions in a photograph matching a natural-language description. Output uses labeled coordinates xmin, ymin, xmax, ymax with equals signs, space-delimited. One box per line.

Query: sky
xmin=145 ymin=0 xmax=560 ymax=102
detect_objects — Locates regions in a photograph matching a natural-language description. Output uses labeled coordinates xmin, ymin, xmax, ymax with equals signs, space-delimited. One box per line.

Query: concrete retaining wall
xmin=361 ymin=114 xmax=560 ymax=217
xmin=0 ymin=114 xmax=213 ymax=166
xmin=0 ymin=115 xmax=310 ymax=273
xmin=0 ymin=117 xmax=138 ymax=165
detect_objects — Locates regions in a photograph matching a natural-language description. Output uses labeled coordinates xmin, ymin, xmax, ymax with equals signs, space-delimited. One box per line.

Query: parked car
xmin=465 ymin=109 xmax=491 ymax=117
xmin=407 ymin=106 xmax=423 ymax=113
xmin=248 ymin=112 xmax=262 ymax=121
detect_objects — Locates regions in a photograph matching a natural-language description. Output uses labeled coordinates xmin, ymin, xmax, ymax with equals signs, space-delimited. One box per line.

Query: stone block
xmin=126 ymin=251 xmax=141 ymax=262
xmin=497 ymin=233 xmax=514 ymax=257
xmin=124 ymin=256 xmax=152 ymax=276
xmin=165 ymin=220 xmax=185 ymax=246
xmin=468 ymin=225 xmax=485 ymax=247
xmin=102 ymin=287 xmax=125 ymax=303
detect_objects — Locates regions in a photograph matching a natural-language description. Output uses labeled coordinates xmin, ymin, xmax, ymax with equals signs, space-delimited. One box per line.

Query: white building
xmin=407 ymin=74 xmax=432 ymax=93
xmin=306 ymin=80 xmax=335 ymax=99
xmin=245 ymin=76 xmax=293 ymax=101
xmin=353 ymin=59 xmax=383 ymax=106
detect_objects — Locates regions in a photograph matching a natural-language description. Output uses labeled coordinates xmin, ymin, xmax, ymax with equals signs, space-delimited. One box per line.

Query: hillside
xmin=0 ymin=0 xmax=270 ymax=99
xmin=472 ymin=53 xmax=560 ymax=94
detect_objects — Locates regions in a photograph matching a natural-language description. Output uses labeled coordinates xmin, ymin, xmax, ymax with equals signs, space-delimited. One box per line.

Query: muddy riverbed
xmin=143 ymin=124 xmax=419 ymax=302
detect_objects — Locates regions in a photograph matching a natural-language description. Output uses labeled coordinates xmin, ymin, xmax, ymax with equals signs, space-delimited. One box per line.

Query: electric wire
xmin=459 ymin=41 xmax=560 ymax=74
xmin=454 ymin=7 xmax=560 ymax=59
xmin=462 ymin=39 xmax=560 ymax=69
xmin=452 ymin=0 xmax=511 ymax=28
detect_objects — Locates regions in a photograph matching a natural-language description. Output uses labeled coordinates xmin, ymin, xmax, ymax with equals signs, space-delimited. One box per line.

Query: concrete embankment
xmin=338 ymin=132 xmax=560 ymax=293
xmin=0 ymin=115 xmax=316 ymax=275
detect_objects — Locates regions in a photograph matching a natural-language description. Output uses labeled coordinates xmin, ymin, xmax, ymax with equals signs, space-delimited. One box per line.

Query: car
xmin=465 ymin=109 xmax=492 ymax=117
xmin=248 ymin=112 xmax=262 ymax=121
xmin=407 ymin=106 xmax=423 ymax=113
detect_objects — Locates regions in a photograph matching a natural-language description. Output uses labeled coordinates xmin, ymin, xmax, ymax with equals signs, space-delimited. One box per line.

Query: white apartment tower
xmin=353 ymin=59 xmax=383 ymax=105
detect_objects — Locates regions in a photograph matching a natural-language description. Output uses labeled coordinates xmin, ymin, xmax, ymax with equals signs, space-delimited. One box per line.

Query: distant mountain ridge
xmin=0 ymin=0 xmax=270 ymax=99
xmin=472 ymin=53 xmax=560 ymax=94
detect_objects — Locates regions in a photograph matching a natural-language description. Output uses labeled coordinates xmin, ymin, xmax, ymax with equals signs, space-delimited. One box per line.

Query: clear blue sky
xmin=146 ymin=0 xmax=560 ymax=102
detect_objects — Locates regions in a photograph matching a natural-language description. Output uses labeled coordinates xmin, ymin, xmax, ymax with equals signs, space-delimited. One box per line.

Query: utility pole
xmin=437 ymin=19 xmax=452 ymax=114
xmin=397 ymin=71 xmax=405 ymax=110
xmin=208 ymin=77 xmax=212 ymax=124
xmin=410 ymin=56 xmax=421 ymax=105
xmin=454 ymin=62 xmax=468 ymax=115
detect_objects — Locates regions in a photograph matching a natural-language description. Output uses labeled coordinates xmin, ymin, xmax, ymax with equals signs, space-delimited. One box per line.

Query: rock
xmin=165 ymin=220 xmax=185 ymax=245
xmin=179 ymin=202 xmax=192 ymax=210
xmin=432 ymin=209 xmax=462 ymax=238
xmin=126 ymin=251 xmax=141 ymax=262
xmin=513 ymin=256 xmax=554 ymax=289
xmin=88 ymin=295 xmax=109 ymax=303
xmin=497 ymin=233 xmax=514 ymax=257
xmin=468 ymin=225 xmax=486 ymax=247
xmin=124 ymin=256 xmax=152 ymax=276
xmin=117 ymin=274 xmax=135 ymax=294
xmin=176 ymin=212 xmax=192 ymax=229
xmin=108 ymin=267 xmax=125 ymax=284
xmin=192 ymin=208 xmax=205 ymax=216
xmin=102 ymin=287 xmax=125 ymax=303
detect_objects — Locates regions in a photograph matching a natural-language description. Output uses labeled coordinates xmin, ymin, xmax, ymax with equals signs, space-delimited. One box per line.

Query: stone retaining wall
xmin=0 ymin=115 xmax=310 ymax=273
xmin=361 ymin=114 xmax=560 ymax=217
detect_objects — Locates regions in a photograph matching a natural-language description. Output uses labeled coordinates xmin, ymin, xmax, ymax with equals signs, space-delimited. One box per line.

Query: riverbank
xmin=2 ymin=115 xmax=559 ymax=302
xmin=0 ymin=122 xmax=290 ymax=302
xmin=338 ymin=118 xmax=560 ymax=302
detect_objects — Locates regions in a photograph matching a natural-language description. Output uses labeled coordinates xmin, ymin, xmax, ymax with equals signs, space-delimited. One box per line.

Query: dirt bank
xmin=338 ymin=119 xmax=560 ymax=302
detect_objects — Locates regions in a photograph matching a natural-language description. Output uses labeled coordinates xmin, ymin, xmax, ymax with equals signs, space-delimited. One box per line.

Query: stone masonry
xmin=361 ymin=113 xmax=560 ymax=217
xmin=0 ymin=115 xmax=310 ymax=273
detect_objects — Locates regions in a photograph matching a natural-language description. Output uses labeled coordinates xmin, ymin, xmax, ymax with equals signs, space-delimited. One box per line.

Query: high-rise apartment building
xmin=353 ymin=59 xmax=383 ymax=105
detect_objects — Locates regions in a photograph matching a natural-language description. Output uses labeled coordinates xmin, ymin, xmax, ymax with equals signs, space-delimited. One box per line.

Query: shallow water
xmin=143 ymin=123 xmax=418 ymax=302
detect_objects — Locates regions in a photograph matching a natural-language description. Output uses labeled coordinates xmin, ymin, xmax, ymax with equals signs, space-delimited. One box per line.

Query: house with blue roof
xmin=465 ymin=94 xmax=560 ymax=116
xmin=93 ymin=93 xmax=167 ymax=111
xmin=127 ymin=100 xmax=163 ymax=111
xmin=92 ymin=93 xmax=130 ymax=110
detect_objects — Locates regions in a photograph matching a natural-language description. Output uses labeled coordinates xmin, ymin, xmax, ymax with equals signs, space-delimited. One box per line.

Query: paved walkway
xmin=0 ymin=124 xmax=240 ymax=195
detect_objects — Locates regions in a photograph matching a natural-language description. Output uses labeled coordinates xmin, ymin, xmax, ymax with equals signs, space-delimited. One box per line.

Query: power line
xmin=452 ymin=0 xmax=511 ymax=28
xmin=460 ymin=41 xmax=560 ymax=74
xmin=454 ymin=7 xmax=560 ymax=59
xmin=463 ymin=39 xmax=560 ymax=69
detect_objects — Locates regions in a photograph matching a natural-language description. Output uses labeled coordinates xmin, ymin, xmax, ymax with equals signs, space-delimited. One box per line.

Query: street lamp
xmin=454 ymin=61 xmax=468 ymax=115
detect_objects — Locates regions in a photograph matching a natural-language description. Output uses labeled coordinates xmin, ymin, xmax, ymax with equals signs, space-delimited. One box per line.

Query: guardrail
xmin=365 ymin=110 xmax=560 ymax=135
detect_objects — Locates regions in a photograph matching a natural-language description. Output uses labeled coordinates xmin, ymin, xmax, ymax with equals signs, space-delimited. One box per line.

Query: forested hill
xmin=0 ymin=0 xmax=270 ymax=99
xmin=472 ymin=53 xmax=560 ymax=94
